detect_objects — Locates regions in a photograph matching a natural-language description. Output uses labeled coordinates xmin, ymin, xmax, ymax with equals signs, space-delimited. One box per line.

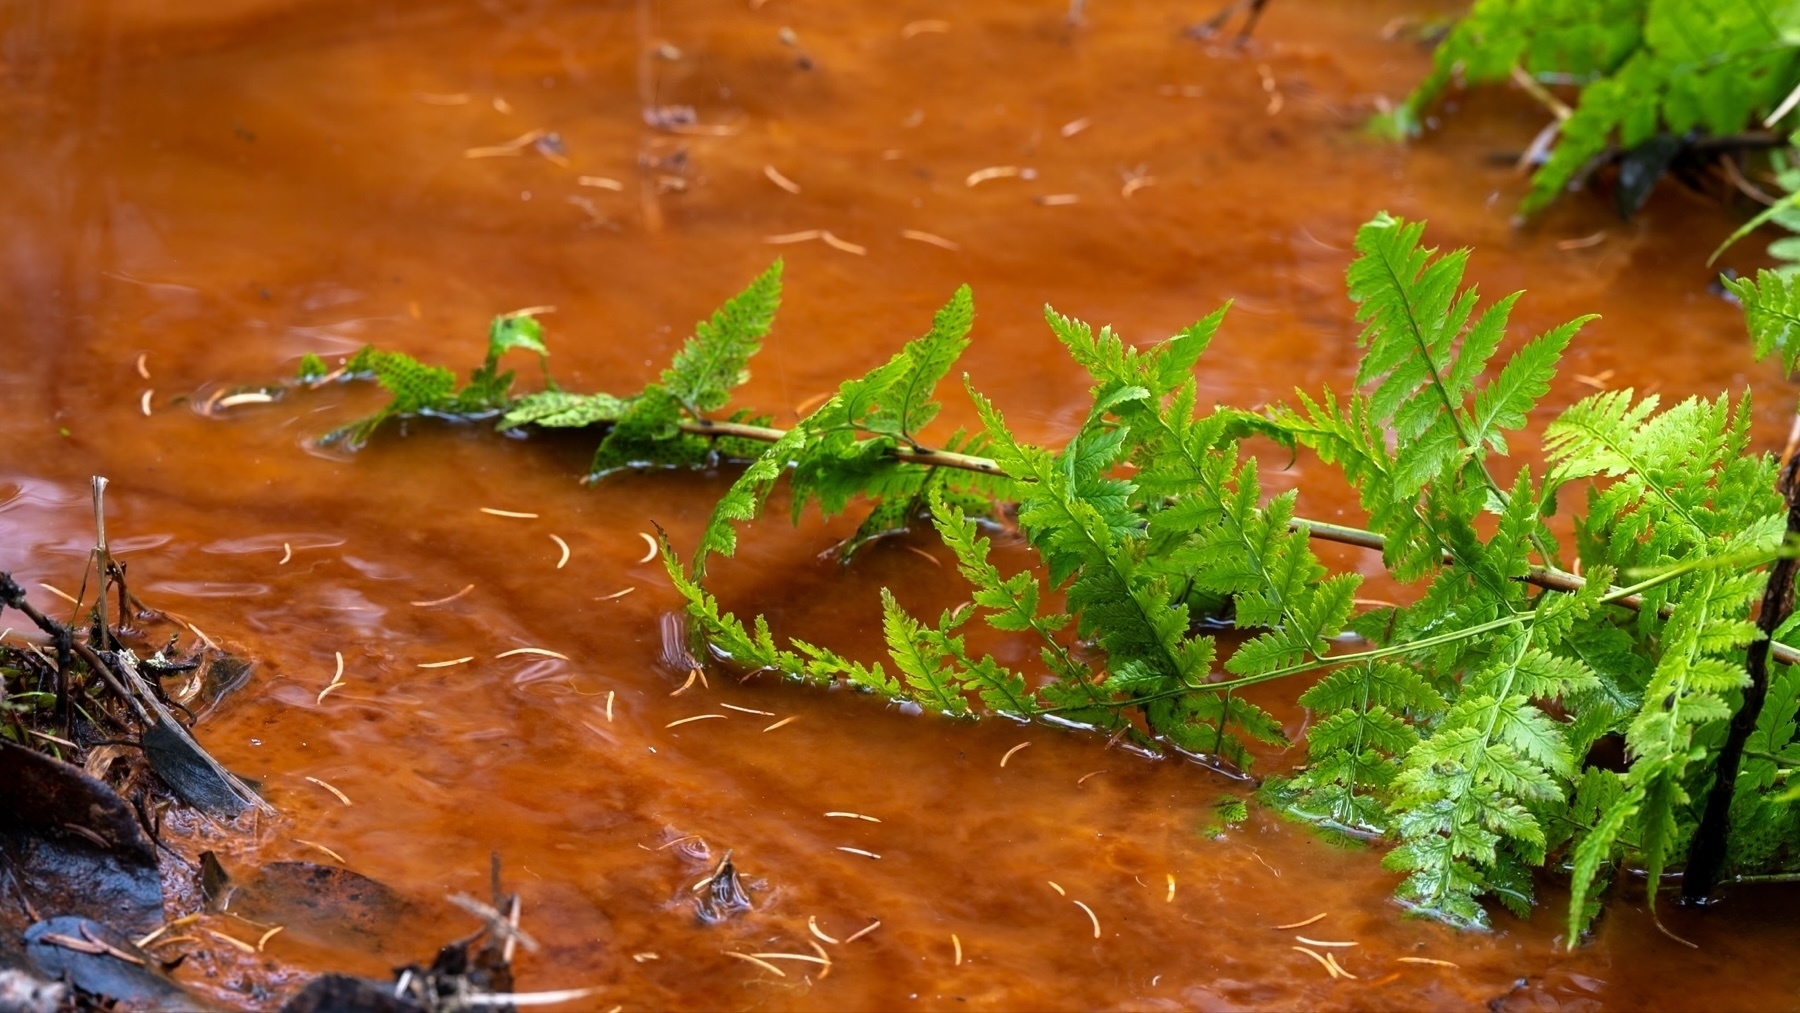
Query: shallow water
xmin=3 ymin=1 xmax=1798 ymax=1009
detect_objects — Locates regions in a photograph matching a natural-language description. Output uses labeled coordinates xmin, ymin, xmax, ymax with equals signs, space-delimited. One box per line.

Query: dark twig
xmin=1681 ymin=452 xmax=1800 ymax=903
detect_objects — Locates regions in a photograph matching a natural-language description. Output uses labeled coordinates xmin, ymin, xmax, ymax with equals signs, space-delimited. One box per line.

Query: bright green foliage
xmin=1727 ymin=271 xmax=1800 ymax=378
xmin=1396 ymin=0 xmax=1800 ymax=215
xmin=1542 ymin=387 xmax=1785 ymax=938
xmin=690 ymin=285 xmax=1006 ymax=575
xmin=662 ymin=260 xmax=782 ymax=417
xmin=297 ymin=352 xmax=329 ymax=382
xmin=294 ymin=212 xmax=1800 ymax=938
xmin=311 ymin=310 xmax=557 ymax=449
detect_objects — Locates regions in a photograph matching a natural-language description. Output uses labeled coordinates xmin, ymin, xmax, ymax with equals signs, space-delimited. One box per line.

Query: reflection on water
xmin=3 ymin=0 xmax=1797 ymax=1009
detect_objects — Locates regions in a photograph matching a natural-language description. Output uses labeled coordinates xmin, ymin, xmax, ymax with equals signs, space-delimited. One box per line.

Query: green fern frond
xmin=662 ymin=260 xmax=783 ymax=417
xmin=1727 ymin=270 xmax=1800 ymax=379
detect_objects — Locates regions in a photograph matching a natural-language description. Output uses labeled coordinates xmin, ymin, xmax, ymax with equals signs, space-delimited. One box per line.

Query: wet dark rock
xmin=203 ymin=855 xmax=421 ymax=961
xmin=0 ymin=742 xmax=164 ymax=956
xmin=280 ymin=973 xmax=424 ymax=1013
xmin=23 ymin=916 xmax=205 ymax=1011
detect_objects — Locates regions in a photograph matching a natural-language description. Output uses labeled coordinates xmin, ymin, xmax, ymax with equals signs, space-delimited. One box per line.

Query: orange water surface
xmin=3 ymin=0 xmax=1798 ymax=1009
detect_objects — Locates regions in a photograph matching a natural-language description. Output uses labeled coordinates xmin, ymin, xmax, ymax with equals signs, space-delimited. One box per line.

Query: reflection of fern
xmin=1396 ymin=0 xmax=1800 ymax=214
xmin=294 ymin=213 xmax=1800 ymax=937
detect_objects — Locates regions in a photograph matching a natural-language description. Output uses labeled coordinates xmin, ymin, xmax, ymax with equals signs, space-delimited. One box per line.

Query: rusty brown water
xmin=3 ymin=1 xmax=1798 ymax=1009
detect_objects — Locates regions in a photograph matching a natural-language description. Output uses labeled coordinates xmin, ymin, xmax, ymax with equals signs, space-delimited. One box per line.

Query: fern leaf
xmin=662 ymin=260 xmax=782 ymax=416
xmin=501 ymin=390 xmax=632 ymax=429
xmin=881 ymin=588 xmax=969 ymax=716
xmin=1726 ymin=270 xmax=1800 ymax=378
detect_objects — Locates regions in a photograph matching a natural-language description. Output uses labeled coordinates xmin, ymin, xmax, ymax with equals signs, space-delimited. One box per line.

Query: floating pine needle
xmin=1000 ymin=741 xmax=1031 ymax=767
xmin=724 ymin=952 xmax=786 ymax=977
xmin=305 ymin=777 xmax=353 ymax=805
xmin=636 ymin=532 xmax=658 ymax=563
xmin=496 ymin=647 xmax=570 ymax=660
xmin=332 ymin=651 xmax=344 ymax=682
xmin=1076 ymin=769 xmax=1107 ymax=785
xmin=293 ymin=838 xmax=346 ymax=863
xmin=904 ymin=545 xmax=941 ymax=567
xmin=135 ymin=914 xmax=200 ymax=949
xmin=819 ymin=231 xmax=867 ymax=255
xmin=763 ymin=165 xmax=801 ymax=193
xmin=1275 ymin=913 xmax=1328 ymax=930
xmin=578 ymin=175 xmax=624 ymax=190
xmin=256 ymin=926 xmax=284 ymax=952
xmin=631 ymin=953 xmax=658 ymax=963
xmin=1295 ymin=936 xmax=1357 ymax=948
xmin=135 ymin=352 xmax=150 ymax=379
xmin=38 ymin=583 xmax=80 ymax=607
xmin=597 ymin=587 xmax=636 ymax=601
xmin=764 ymin=229 xmax=823 ymax=245
xmin=1166 ymin=873 xmax=1176 ymax=903
xmin=549 ymin=533 xmax=570 ymax=569
xmin=1121 ymin=176 xmax=1155 ymax=198
xmin=480 ymin=507 xmax=539 ymax=519
xmin=464 ymin=128 xmax=549 ymax=159
xmin=966 ymin=165 xmax=1029 ymax=186
xmin=841 ymin=920 xmax=881 ymax=944
xmin=186 ymin=621 xmax=218 ymax=650
xmin=1060 ymin=117 xmax=1091 ymax=137
xmin=808 ymin=916 xmax=839 ymax=944
xmin=606 ymin=690 xmax=615 ymax=721
xmin=1047 ymin=881 xmax=1065 ymax=896
xmin=670 ymin=669 xmax=698 ymax=697
xmin=793 ymin=390 xmax=834 ymax=416
xmin=1293 ymin=946 xmax=1337 ymax=979
xmin=139 ymin=390 xmax=153 ymax=416
xmin=824 ymin=811 xmax=881 ymax=822
xmin=836 ymin=847 xmax=881 ymax=859
xmin=762 ymin=716 xmax=797 ymax=732
xmin=207 ymin=929 xmax=257 ymax=955
xmin=1557 ymin=231 xmax=1608 ymax=251
xmin=1396 ymin=957 xmax=1459 ymax=968
xmin=900 ymin=19 xmax=949 ymax=37
xmin=665 ymin=714 xmax=726 ymax=728
xmin=1073 ymin=900 xmax=1101 ymax=938
xmin=1325 ymin=953 xmax=1357 ymax=979
xmin=411 ymin=584 xmax=475 ymax=607
xmin=279 ymin=542 xmax=292 ymax=565
xmin=721 ymin=703 xmax=775 ymax=716
xmin=951 ymin=933 xmax=962 ymax=965
xmin=899 ymin=229 xmax=959 ymax=250
xmin=809 ymin=939 xmax=833 ymax=979
xmin=216 ymin=392 xmax=274 ymax=409
xmin=749 ymin=952 xmax=829 ymax=966
xmin=1035 ymin=193 xmax=1080 ymax=206
xmin=418 ymin=657 xmax=474 ymax=668
xmin=415 ymin=92 xmax=470 ymax=105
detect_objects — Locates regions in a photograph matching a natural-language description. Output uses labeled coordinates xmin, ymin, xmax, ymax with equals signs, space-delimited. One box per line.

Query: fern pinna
xmin=297 ymin=214 xmax=1800 ymax=937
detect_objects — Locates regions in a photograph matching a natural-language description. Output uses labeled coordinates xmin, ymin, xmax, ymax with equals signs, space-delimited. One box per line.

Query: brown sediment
xmin=3 ymin=0 xmax=1799 ymax=1010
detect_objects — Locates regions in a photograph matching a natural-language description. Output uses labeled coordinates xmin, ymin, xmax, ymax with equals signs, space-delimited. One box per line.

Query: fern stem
xmin=681 ymin=418 xmax=1800 ymax=668
xmin=680 ymin=419 xmax=1007 ymax=473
